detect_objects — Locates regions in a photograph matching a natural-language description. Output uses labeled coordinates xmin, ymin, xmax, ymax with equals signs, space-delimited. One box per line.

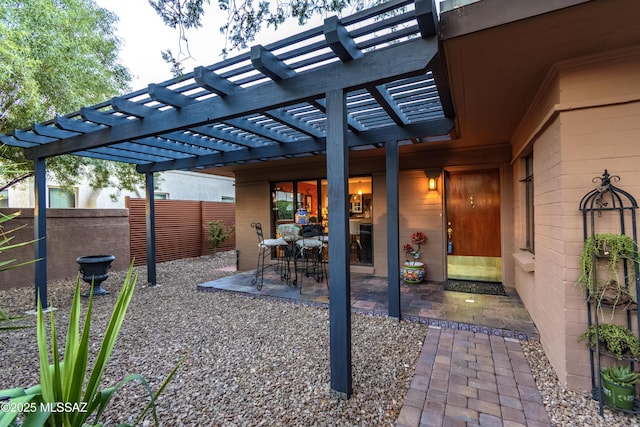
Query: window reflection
xmin=270 ymin=176 xmax=373 ymax=266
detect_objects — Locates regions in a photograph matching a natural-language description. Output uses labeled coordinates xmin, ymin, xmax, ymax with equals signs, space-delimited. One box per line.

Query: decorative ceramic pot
xmin=295 ymin=208 xmax=310 ymax=225
xmin=401 ymin=261 xmax=425 ymax=284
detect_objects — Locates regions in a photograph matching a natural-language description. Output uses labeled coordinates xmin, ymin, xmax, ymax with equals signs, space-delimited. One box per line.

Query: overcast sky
xmin=94 ymin=0 xmax=321 ymax=91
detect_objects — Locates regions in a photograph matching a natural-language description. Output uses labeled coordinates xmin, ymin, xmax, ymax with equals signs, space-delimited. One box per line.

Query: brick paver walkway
xmin=397 ymin=327 xmax=551 ymax=427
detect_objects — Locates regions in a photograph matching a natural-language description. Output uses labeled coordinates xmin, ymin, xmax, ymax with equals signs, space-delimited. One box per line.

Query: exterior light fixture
xmin=425 ymin=169 xmax=441 ymax=191
xmin=428 ymin=178 xmax=437 ymax=191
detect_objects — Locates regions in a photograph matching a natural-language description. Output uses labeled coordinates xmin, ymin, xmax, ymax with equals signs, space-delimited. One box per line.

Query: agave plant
xmin=601 ymin=365 xmax=640 ymax=387
xmin=0 ymin=263 xmax=185 ymax=427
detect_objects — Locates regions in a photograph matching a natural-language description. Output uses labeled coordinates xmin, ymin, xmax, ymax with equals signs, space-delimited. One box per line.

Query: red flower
xmin=411 ymin=231 xmax=427 ymax=245
xmin=403 ymin=231 xmax=427 ymax=262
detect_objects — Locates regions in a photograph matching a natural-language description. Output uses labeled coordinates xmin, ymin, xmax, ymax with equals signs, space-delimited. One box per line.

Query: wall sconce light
xmin=425 ymin=169 xmax=440 ymax=191
xmin=428 ymin=177 xmax=437 ymax=191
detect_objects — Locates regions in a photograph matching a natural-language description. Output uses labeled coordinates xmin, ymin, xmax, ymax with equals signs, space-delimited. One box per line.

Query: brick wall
xmin=512 ymin=50 xmax=640 ymax=391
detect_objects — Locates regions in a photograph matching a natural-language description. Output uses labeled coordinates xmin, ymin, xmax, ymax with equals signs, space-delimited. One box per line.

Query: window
xmin=272 ymin=182 xmax=295 ymax=223
xmin=0 ymin=190 xmax=8 ymax=207
xmin=271 ymin=176 xmax=373 ymax=265
xmin=221 ymin=196 xmax=235 ymax=202
xmin=154 ymin=192 xmax=169 ymax=200
xmin=521 ymin=155 xmax=534 ymax=253
xmin=49 ymin=188 xmax=76 ymax=208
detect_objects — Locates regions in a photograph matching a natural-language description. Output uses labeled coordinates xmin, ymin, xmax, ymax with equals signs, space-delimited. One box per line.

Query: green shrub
xmin=581 ymin=324 xmax=640 ymax=360
xmin=207 ymin=220 xmax=234 ymax=253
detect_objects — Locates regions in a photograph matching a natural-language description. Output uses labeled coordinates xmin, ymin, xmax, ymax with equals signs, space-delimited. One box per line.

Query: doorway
xmin=445 ymin=169 xmax=502 ymax=282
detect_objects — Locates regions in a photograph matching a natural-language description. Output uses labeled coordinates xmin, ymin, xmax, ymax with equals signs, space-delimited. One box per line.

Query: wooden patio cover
xmin=1 ymin=0 xmax=454 ymax=398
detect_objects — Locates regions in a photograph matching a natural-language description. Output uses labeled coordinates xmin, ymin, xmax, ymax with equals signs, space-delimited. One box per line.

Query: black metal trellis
xmin=579 ymin=169 xmax=640 ymax=416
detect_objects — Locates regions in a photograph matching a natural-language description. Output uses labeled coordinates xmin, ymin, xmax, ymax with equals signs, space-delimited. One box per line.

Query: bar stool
xmin=295 ymin=224 xmax=327 ymax=293
xmin=251 ymin=222 xmax=288 ymax=290
xmin=277 ymin=223 xmax=301 ymax=284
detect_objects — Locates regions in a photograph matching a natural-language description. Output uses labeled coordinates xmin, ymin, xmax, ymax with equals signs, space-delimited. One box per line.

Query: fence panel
xmin=126 ymin=198 xmax=236 ymax=266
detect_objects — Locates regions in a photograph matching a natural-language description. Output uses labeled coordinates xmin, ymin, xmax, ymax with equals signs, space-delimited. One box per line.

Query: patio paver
xmin=198 ymin=268 xmax=548 ymax=427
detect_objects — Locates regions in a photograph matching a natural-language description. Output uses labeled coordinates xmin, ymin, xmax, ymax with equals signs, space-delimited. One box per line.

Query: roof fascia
xmin=439 ymin=0 xmax=591 ymax=40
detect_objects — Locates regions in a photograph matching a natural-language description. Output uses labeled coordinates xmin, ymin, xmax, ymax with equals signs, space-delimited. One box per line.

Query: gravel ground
xmin=1 ymin=252 xmax=639 ymax=426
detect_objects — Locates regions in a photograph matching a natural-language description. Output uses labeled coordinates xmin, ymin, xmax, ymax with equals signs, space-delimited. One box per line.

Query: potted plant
xmin=581 ymin=323 xmax=640 ymax=361
xmin=601 ymin=365 xmax=639 ymax=410
xmin=577 ymin=234 xmax=638 ymax=314
xmin=401 ymin=231 xmax=427 ymax=284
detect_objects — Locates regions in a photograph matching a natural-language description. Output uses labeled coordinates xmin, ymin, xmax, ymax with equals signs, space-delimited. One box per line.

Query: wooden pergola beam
xmin=24 ymin=37 xmax=439 ymax=160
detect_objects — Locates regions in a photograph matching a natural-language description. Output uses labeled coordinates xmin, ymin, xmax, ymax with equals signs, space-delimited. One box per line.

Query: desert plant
xmin=581 ymin=323 xmax=640 ymax=360
xmin=0 ymin=263 xmax=185 ymax=427
xmin=207 ymin=220 xmax=234 ymax=253
xmin=0 ymin=307 xmax=27 ymax=332
xmin=601 ymin=365 xmax=640 ymax=387
xmin=1 ymin=211 xmax=41 ymax=337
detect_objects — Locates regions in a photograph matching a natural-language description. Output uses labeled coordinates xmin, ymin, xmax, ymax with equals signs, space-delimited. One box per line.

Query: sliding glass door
xmin=270 ymin=176 xmax=373 ymax=266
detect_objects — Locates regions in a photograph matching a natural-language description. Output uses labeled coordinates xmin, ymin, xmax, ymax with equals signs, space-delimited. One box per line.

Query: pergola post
xmin=33 ymin=157 xmax=48 ymax=309
xmin=145 ymin=172 xmax=157 ymax=286
xmin=386 ymin=140 xmax=401 ymax=319
xmin=326 ymin=88 xmax=352 ymax=399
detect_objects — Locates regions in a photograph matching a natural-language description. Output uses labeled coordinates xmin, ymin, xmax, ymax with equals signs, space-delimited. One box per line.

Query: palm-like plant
xmin=0 ymin=264 xmax=185 ymax=426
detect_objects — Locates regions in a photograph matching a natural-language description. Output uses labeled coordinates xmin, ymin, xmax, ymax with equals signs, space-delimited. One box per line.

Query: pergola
xmin=1 ymin=0 xmax=454 ymax=398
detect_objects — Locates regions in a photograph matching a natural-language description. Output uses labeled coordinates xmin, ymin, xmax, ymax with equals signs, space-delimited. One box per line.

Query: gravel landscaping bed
xmin=1 ymin=252 xmax=639 ymax=426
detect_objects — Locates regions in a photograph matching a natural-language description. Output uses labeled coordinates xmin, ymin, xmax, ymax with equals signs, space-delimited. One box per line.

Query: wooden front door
xmin=445 ymin=169 xmax=502 ymax=282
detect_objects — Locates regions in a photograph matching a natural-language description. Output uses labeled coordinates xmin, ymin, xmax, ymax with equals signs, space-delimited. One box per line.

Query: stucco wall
xmin=233 ymin=144 xmax=512 ymax=284
xmin=0 ymin=208 xmax=130 ymax=290
xmin=512 ymin=50 xmax=640 ymax=391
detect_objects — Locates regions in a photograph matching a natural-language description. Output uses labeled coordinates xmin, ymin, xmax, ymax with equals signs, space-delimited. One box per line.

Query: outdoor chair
xmin=295 ymin=224 xmax=328 ymax=293
xmin=251 ymin=222 xmax=288 ymax=290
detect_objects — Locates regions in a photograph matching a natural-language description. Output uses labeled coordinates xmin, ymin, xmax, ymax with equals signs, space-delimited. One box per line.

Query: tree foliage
xmin=148 ymin=0 xmax=371 ymax=59
xmin=0 ymin=0 xmax=145 ymax=197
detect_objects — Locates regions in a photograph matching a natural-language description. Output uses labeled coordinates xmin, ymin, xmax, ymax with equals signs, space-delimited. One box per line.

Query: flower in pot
xmin=401 ymin=231 xmax=427 ymax=284
xmin=600 ymin=365 xmax=639 ymax=410
xmin=581 ymin=324 xmax=640 ymax=361
xmin=576 ymin=234 xmax=638 ymax=317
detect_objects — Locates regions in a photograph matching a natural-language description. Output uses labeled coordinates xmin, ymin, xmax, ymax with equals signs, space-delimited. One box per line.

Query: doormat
xmin=444 ymin=279 xmax=507 ymax=296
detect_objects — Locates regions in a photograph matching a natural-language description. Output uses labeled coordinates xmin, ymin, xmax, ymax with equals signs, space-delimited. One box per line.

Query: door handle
xmin=447 ymin=222 xmax=453 ymax=254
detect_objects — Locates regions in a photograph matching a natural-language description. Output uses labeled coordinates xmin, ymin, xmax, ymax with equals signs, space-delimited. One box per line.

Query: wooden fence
xmin=125 ymin=197 xmax=236 ymax=266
